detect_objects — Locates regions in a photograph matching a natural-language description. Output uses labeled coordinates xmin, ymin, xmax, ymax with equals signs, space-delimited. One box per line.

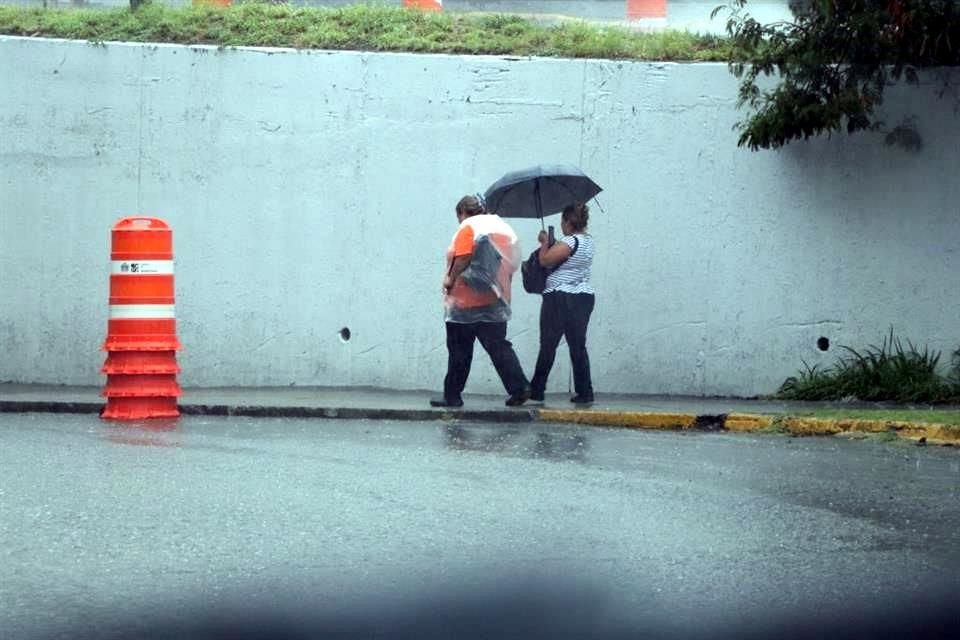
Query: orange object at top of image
xmin=627 ymin=0 xmax=667 ymax=19
xmin=403 ymin=0 xmax=443 ymax=11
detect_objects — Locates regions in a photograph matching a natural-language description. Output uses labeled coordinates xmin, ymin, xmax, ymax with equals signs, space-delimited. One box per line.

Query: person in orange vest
xmin=431 ymin=195 xmax=532 ymax=408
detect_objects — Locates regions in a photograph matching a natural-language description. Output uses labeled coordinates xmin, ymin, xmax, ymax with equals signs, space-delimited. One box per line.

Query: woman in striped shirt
xmin=530 ymin=202 xmax=596 ymax=404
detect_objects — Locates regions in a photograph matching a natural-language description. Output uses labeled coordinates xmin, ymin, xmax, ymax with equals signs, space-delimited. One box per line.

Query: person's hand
xmin=442 ymin=274 xmax=455 ymax=292
xmin=537 ymin=230 xmax=549 ymax=245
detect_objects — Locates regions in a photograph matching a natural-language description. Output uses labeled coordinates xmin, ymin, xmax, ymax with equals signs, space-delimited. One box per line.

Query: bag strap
xmin=556 ymin=235 xmax=579 ymax=267
xmin=530 ymin=235 xmax=580 ymax=270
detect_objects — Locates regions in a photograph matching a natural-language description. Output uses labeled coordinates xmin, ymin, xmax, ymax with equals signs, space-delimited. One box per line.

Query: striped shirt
xmin=544 ymin=233 xmax=594 ymax=294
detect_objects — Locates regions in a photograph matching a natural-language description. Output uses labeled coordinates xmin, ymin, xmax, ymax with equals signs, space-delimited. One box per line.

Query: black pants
xmin=444 ymin=321 xmax=529 ymax=400
xmin=531 ymin=292 xmax=595 ymax=397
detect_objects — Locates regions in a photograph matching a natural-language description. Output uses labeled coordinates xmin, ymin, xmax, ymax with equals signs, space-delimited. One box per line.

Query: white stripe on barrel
xmin=110 ymin=260 xmax=174 ymax=275
xmin=109 ymin=304 xmax=176 ymax=319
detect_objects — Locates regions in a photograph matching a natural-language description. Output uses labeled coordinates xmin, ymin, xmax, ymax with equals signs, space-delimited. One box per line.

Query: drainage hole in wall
xmin=817 ymin=336 xmax=830 ymax=351
xmin=339 ymin=327 xmax=351 ymax=343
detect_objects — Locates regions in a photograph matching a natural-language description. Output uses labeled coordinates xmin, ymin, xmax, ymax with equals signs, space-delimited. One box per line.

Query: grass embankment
xmin=0 ymin=3 xmax=730 ymax=60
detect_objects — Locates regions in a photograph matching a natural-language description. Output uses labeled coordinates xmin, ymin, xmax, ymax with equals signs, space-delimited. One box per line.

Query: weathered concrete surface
xmin=2 ymin=381 xmax=898 ymax=414
xmin=4 ymin=382 xmax=960 ymax=446
xmin=1 ymin=37 xmax=958 ymax=396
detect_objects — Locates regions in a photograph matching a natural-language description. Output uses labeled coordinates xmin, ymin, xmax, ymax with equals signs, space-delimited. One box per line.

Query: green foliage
xmin=777 ymin=329 xmax=960 ymax=404
xmin=715 ymin=0 xmax=960 ymax=150
xmin=950 ymin=347 xmax=960 ymax=389
xmin=0 ymin=4 xmax=729 ymax=61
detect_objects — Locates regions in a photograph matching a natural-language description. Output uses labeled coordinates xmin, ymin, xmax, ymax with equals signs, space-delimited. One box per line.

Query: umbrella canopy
xmin=483 ymin=164 xmax=602 ymax=219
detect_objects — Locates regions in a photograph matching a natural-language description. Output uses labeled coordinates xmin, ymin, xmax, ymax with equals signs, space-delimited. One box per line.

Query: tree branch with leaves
xmin=715 ymin=0 xmax=960 ymax=150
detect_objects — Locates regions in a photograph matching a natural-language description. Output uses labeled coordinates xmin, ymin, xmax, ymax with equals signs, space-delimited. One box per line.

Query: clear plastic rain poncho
xmin=444 ymin=214 xmax=522 ymax=324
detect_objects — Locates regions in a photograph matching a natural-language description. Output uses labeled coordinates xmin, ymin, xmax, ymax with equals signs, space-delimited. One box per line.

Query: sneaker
xmin=570 ymin=394 xmax=594 ymax=405
xmin=430 ymin=397 xmax=464 ymax=408
xmin=529 ymin=390 xmax=545 ymax=403
xmin=505 ymin=386 xmax=532 ymax=407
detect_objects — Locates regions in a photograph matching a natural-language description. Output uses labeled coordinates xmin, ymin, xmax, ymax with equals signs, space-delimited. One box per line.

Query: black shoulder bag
xmin=521 ymin=236 xmax=578 ymax=294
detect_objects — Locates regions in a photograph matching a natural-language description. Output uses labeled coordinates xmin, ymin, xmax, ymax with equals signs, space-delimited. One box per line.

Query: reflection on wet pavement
xmin=101 ymin=419 xmax=182 ymax=448
xmin=443 ymin=423 xmax=587 ymax=461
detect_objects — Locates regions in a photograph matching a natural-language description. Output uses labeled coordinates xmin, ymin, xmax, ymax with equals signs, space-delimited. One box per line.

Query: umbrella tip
xmin=592 ymin=196 xmax=606 ymax=215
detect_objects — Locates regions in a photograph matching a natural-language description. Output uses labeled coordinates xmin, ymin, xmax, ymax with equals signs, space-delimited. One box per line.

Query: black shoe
xmin=570 ymin=394 xmax=594 ymax=405
xmin=529 ymin=390 xmax=545 ymax=402
xmin=505 ymin=386 xmax=532 ymax=407
xmin=430 ymin=397 xmax=463 ymax=408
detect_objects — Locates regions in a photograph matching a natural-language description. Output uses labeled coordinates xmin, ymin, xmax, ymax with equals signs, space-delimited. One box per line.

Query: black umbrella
xmin=483 ymin=164 xmax=602 ymax=222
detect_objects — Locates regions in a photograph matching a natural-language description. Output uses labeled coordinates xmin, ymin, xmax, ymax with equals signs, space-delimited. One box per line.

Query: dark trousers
xmin=531 ymin=292 xmax=595 ymax=397
xmin=444 ymin=321 xmax=529 ymax=400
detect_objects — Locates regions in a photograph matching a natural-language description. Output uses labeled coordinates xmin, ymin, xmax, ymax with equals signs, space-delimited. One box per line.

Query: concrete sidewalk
xmin=2 ymin=383 xmax=959 ymax=445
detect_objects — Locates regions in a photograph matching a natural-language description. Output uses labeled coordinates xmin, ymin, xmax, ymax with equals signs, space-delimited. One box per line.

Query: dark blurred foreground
xmin=27 ymin=572 xmax=960 ymax=640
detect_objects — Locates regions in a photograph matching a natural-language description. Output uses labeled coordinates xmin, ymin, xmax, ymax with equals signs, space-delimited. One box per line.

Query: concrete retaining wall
xmin=1 ymin=36 xmax=958 ymax=396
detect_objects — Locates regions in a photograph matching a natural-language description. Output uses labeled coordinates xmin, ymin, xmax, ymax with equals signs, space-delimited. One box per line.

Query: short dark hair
xmin=562 ymin=202 xmax=589 ymax=231
xmin=456 ymin=195 xmax=485 ymax=218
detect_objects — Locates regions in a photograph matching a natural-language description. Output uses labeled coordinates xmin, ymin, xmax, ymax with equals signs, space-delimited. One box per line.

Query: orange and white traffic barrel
xmin=101 ymin=396 xmax=180 ymax=421
xmin=103 ymin=217 xmax=181 ymax=352
xmin=101 ymin=350 xmax=181 ymax=375
xmin=403 ymin=0 xmax=442 ymax=11
xmin=103 ymin=374 xmax=182 ymax=397
xmin=101 ymin=216 xmax=182 ymax=421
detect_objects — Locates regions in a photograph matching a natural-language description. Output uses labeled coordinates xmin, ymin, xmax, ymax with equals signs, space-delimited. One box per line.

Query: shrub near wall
xmin=778 ymin=331 xmax=960 ymax=404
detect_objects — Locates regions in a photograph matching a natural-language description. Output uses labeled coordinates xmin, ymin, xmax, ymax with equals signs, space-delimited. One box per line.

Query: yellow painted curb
xmin=781 ymin=417 xmax=960 ymax=445
xmin=533 ymin=409 xmax=959 ymax=444
xmin=747 ymin=416 xmax=893 ymax=437
xmin=782 ymin=417 xmax=845 ymax=436
xmin=724 ymin=413 xmax=774 ymax=432
xmin=538 ymin=409 xmax=696 ymax=430
xmin=883 ymin=422 xmax=960 ymax=445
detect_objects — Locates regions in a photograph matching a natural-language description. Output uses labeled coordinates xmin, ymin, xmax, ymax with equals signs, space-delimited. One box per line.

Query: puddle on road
xmin=442 ymin=423 xmax=589 ymax=463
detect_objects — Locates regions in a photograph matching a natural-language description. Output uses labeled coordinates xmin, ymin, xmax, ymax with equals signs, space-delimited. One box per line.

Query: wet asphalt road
xmin=2 ymin=413 xmax=960 ymax=639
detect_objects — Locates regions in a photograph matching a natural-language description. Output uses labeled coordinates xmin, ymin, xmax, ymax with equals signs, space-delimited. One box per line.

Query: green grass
xmin=0 ymin=3 xmax=730 ymax=60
